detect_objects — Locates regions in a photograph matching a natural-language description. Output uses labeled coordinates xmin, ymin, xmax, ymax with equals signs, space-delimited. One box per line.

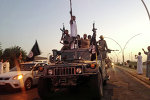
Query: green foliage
xmin=2 ymin=46 xmax=27 ymax=68
xmin=0 ymin=42 xmax=2 ymax=58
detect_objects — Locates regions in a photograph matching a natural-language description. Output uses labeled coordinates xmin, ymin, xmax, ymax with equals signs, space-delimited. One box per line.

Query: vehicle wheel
xmin=89 ymin=72 xmax=104 ymax=99
xmin=24 ymin=78 xmax=32 ymax=90
xmin=69 ymin=86 xmax=79 ymax=94
xmin=38 ymin=77 xmax=54 ymax=100
xmin=103 ymin=80 xmax=107 ymax=85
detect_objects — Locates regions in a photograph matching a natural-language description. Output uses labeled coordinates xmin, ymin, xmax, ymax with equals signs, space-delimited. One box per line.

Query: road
xmin=0 ymin=66 xmax=150 ymax=100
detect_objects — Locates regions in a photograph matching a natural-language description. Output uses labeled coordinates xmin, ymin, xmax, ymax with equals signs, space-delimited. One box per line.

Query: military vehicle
xmin=37 ymin=47 xmax=109 ymax=99
xmin=37 ymin=1 xmax=109 ymax=99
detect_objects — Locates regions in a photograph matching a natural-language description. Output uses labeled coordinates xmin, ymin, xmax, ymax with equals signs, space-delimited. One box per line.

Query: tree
xmin=2 ymin=46 xmax=27 ymax=68
xmin=0 ymin=42 xmax=2 ymax=59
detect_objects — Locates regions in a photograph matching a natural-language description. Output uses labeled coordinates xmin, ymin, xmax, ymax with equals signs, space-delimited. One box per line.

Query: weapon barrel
xmin=92 ymin=22 xmax=97 ymax=33
xmin=60 ymin=28 xmax=63 ymax=31
xmin=70 ymin=0 xmax=72 ymax=17
xmin=93 ymin=23 xmax=95 ymax=28
xmin=109 ymin=49 xmax=119 ymax=51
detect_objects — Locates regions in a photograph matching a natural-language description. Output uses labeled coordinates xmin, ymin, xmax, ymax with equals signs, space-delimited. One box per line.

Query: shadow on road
xmin=0 ymin=86 xmax=37 ymax=95
xmin=0 ymin=89 xmax=21 ymax=95
xmin=32 ymin=83 xmax=116 ymax=100
xmin=101 ymin=83 xmax=117 ymax=100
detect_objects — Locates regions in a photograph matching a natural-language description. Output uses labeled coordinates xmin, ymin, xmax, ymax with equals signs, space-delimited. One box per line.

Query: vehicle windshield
xmin=61 ymin=49 xmax=91 ymax=61
xmin=11 ymin=63 xmax=35 ymax=71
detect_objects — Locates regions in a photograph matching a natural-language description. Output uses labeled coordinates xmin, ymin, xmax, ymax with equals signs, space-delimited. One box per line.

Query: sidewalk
xmin=116 ymin=65 xmax=150 ymax=86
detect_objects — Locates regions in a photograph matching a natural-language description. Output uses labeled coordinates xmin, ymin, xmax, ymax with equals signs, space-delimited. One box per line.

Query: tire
xmin=38 ymin=77 xmax=54 ymax=100
xmin=103 ymin=80 xmax=107 ymax=85
xmin=24 ymin=78 xmax=32 ymax=90
xmin=90 ymin=72 xmax=104 ymax=100
xmin=69 ymin=86 xmax=78 ymax=94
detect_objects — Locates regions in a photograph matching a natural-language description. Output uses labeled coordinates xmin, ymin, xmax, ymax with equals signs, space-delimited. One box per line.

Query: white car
xmin=0 ymin=62 xmax=46 ymax=90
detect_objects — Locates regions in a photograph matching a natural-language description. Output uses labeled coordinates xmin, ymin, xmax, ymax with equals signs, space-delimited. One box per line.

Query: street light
xmin=104 ymin=37 xmax=123 ymax=63
xmin=141 ymin=0 xmax=150 ymax=22
xmin=122 ymin=33 xmax=141 ymax=63
xmin=105 ymin=33 xmax=141 ymax=64
xmin=112 ymin=51 xmax=121 ymax=63
xmin=104 ymin=37 xmax=124 ymax=64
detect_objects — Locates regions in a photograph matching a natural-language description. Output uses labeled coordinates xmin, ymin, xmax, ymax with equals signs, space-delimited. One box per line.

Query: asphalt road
xmin=0 ymin=66 xmax=150 ymax=100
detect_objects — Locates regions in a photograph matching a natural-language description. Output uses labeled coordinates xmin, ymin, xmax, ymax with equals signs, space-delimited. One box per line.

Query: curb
xmin=115 ymin=65 xmax=150 ymax=86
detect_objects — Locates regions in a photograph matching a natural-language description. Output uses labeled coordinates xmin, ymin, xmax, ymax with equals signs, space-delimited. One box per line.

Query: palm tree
xmin=0 ymin=42 xmax=2 ymax=59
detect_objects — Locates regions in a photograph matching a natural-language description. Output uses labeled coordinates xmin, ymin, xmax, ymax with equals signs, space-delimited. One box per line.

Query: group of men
xmin=60 ymin=15 xmax=109 ymax=61
xmin=60 ymin=16 xmax=78 ymax=50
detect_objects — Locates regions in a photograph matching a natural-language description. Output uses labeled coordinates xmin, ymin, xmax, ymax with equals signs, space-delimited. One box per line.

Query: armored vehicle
xmin=37 ymin=47 xmax=108 ymax=99
xmin=37 ymin=1 xmax=109 ymax=99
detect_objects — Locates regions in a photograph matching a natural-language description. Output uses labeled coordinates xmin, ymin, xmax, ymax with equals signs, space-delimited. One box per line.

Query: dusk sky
xmin=0 ymin=0 xmax=150 ymax=62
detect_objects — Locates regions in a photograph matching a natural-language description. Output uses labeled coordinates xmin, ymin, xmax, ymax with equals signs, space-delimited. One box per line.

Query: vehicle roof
xmin=20 ymin=62 xmax=45 ymax=65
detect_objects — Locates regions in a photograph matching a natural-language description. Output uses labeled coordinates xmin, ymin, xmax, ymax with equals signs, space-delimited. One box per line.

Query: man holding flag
xmin=70 ymin=0 xmax=77 ymax=49
xmin=26 ymin=40 xmax=41 ymax=61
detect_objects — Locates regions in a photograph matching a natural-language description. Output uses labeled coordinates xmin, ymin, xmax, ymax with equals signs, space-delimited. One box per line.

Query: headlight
xmin=13 ymin=74 xmax=23 ymax=80
xmin=38 ymin=66 xmax=44 ymax=72
xmin=76 ymin=68 xmax=82 ymax=74
xmin=48 ymin=69 xmax=53 ymax=75
xmin=90 ymin=64 xmax=96 ymax=69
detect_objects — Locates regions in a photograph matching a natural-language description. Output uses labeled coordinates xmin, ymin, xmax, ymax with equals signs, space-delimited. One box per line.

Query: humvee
xmin=37 ymin=48 xmax=108 ymax=99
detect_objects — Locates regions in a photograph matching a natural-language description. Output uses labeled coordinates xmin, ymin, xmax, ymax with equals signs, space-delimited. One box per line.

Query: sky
xmin=0 ymin=0 xmax=150 ymax=62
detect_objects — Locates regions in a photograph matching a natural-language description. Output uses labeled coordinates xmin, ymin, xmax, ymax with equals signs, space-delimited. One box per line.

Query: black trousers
xmin=91 ymin=53 xmax=96 ymax=61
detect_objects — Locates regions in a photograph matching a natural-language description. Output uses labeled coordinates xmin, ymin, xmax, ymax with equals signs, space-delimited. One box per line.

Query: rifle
xmin=107 ymin=49 xmax=119 ymax=53
xmin=60 ymin=23 xmax=65 ymax=32
xmin=90 ymin=22 xmax=97 ymax=45
xmin=90 ymin=22 xmax=99 ymax=55
xmin=60 ymin=23 xmax=65 ymax=43
xmin=92 ymin=22 xmax=97 ymax=34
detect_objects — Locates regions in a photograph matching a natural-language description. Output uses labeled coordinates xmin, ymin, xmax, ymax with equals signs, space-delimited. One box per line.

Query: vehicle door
xmin=32 ymin=63 xmax=41 ymax=84
xmin=32 ymin=63 xmax=46 ymax=84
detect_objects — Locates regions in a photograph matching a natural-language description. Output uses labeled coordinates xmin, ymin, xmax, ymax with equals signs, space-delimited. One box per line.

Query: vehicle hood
xmin=0 ymin=71 xmax=31 ymax=78
xmin=50 ymin=61 xmax=97 ymax=66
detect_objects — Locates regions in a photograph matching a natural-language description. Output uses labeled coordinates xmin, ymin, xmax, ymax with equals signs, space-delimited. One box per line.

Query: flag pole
xmin=70 ymin=0 xmax=73 ymax=17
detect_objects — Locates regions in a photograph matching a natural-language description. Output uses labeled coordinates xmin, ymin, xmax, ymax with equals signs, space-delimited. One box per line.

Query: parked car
xmin=0 ymin=62 xmax=47 ymax=90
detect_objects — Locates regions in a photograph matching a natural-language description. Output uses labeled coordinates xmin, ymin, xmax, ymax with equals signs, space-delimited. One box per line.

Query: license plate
xmin=59 ymin=78 xmax=67 ymax=83
xmin=0 ymin=82 xmax=6 ymax=85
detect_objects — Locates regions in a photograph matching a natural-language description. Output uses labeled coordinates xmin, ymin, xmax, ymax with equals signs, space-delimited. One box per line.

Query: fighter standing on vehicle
xmin=70 ymin=0 xmax=77 ymax=49
xmin=37 ymin=1 xmax=108 ymax=99
xmin=60 ymin=24 xmax=71 ymax=50
xmin=98 ymin=35 xmax=108 ymax=60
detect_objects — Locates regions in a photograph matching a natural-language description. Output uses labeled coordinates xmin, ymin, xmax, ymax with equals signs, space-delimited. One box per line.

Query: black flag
xmin=26 ymin=40 xmax=41 ymax=61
